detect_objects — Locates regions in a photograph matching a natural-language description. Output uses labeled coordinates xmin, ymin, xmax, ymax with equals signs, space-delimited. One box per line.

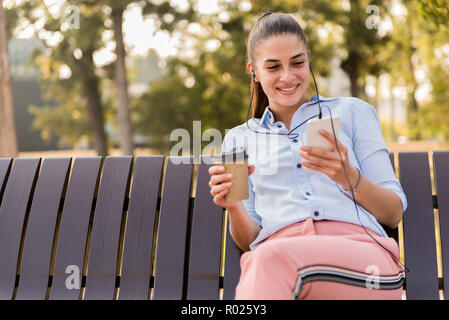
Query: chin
xmin=277 ymin=95 xmax=306 ymax=108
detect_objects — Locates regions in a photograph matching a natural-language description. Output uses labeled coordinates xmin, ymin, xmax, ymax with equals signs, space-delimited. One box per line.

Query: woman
xmin=208 ymin=12 xmax=407 ymax=300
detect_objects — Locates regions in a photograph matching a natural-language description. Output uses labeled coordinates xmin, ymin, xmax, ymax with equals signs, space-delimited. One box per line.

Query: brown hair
xmin=247 ymin=12 xmax=309 ymax=119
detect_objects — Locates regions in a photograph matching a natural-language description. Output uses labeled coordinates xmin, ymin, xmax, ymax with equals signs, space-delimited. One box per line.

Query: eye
xmin=293 ymin=61 xmax=305 ymax=66
xmin=267 ymin=65 xmax=279 ymax=70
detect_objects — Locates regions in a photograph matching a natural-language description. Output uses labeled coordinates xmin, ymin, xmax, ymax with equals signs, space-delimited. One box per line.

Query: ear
xmin=247 ymin=62 xmax=257 ymax=82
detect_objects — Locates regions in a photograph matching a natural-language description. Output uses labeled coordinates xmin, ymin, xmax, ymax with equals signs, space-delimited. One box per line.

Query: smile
xmin=277 ymin=84 xmax=300 ymax=95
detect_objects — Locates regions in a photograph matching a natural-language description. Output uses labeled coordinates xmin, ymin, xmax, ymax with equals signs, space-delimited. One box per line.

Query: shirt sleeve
xmin=351 ymin=99 xmax=408 ymax=213
xmin=221 ymin=128 xmax=262 ymax=226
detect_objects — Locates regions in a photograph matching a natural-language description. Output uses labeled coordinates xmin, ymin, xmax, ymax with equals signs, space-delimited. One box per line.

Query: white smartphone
xmin=305 ymin=116 xmax=340 ymax=172
xmin=306 ymin=115 xmax=340 ymax=150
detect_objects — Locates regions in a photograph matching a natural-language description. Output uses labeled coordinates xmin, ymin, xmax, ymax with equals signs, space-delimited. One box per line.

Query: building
xmin=9 ymin=37 xmax=59 ymax=151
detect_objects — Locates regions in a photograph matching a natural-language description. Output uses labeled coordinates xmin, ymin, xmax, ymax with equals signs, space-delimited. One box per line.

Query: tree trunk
xmin=80 ymin=49 xmax=108 ymax=156
xmin=343 ymin=0 xmax=363 ymax=98
xmin=405 ymin=11 xmax=420 ymax=140
xmin=83 ymin=75 xmax=109 ymax=156
xmin=112 ymin=6 xmax=134 ymax=155
xmin=374 ymin=76 xmax=380 ymax=110
xmin=344 ymin=51 xmax=360 ymax=98
xmin=0 ymin=1 xmax=18 ymax=157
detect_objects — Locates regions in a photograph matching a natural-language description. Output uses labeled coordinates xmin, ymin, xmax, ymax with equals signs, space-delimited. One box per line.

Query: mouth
xmin=277 ymin=84 xmax=300 ymax=95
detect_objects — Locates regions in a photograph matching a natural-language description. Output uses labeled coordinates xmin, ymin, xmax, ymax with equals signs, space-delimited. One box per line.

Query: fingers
xmin=300 ymin=146 xmax=343 ymax=163
xmin=208 ymin=165 xmax=225 ymax=175
xmin=301 ymin=161 xmax=330 ymax=174
xmin=208 ymin=165 xmax=233 ymax=201
xmin=208 ymin=166 xmax=233 ymax=186
xmin=318 ymin=129 xmax=347 ymax=153
xmin=211 ymin=181 xmax=232 ymax=198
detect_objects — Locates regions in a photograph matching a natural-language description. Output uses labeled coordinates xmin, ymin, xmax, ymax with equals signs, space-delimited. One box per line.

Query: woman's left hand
xmin=299 ymin=129 xmax=360 ymax=191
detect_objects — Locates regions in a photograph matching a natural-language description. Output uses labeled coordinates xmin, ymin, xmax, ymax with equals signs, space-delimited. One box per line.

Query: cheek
xmin=299 ymin=68 xmax=310 ymax=79
xmin=258 ymin=75 xmax=276 ymax=92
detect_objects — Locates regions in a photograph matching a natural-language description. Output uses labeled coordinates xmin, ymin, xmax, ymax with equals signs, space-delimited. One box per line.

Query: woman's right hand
xmin=208 ymin=165 xmax=255 ymax=209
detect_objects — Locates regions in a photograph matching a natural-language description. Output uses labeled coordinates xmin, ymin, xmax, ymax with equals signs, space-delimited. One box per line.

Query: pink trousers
xmin=235 ymin=217 xmax=404 ymax=300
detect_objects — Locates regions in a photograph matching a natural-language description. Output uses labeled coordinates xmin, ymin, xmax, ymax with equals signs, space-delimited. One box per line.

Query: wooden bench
xmin=0 ymin=152 xmax=447 ymax=300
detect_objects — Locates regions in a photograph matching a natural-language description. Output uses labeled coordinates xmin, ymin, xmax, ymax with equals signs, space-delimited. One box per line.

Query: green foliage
xmin=134 ymin=0 xmax=342 ymax=152
xmin=21 ymin=0 xmax=110 ymax=149
xmin=10 ymin=0 xmax=449 ymax=151
xmin=418 ymin=0 xmax=449 ymax=27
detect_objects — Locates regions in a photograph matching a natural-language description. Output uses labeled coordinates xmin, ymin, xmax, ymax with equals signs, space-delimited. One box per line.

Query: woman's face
xmin=249 ymin=33 xmax=310 ymax=111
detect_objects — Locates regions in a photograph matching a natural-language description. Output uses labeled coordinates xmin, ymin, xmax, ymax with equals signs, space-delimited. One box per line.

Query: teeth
xmin=279 ymin=86 xmax=297 ymax=91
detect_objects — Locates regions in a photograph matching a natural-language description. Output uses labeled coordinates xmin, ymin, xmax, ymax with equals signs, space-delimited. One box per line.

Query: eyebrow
xmin=264 ymin=53 xmax=305 ymax=63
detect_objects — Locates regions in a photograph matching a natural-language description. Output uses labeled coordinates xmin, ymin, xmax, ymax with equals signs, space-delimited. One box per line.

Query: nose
xmin=280 ymin=66 xmax=295 ymax=82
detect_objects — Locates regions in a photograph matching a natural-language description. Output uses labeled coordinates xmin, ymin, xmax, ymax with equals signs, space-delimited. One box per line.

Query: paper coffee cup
xmin=211 ymin=148 xmax=249 ymax=202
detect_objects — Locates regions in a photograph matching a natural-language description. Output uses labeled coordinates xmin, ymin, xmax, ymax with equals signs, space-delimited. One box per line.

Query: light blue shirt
xmin=221 ymin=95 xmax=407 ymax=250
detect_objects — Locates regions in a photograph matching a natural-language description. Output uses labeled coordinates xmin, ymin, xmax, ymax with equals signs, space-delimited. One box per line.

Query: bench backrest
xmin=0 ymin=152 xmax=447 ymax=300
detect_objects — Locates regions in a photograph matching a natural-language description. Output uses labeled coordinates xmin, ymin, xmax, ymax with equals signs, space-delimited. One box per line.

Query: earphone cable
xmin=244 ymin=69 xmax=409 ymax=275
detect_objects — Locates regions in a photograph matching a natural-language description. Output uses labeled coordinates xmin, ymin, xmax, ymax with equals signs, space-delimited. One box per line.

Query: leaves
xmin=7 ymin=0 xmax=449 ymax=152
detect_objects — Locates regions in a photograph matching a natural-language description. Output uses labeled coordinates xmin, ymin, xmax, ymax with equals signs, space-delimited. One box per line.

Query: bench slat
xmin=49 ymin=157 xmax=103 ymax=300
xmin=152 ymin=157 xmax=193 ymax=300
xmin=15 ymin=158 xmax=71 ymax=300
xmin=186 ymin=156 xmax=224 ymax=299
xmin=0 ymin=158 xmax=12 ymax=202
xmin=119 ymin=156 xmax=164 ymax=300
xmin=399 ymin=152 xmax=439 ymax=299
xmin=223 ymin=220 xmax=243 ymax=300
xmin=432 ymin=151 xmax=449 ymax=300
xmin=84 ymin=156 xmax=133 ymax=300
xmin=0 ymin=158 xmax=41 ymax=299
xmin=384 ymin=152 xmax=399 ymax=242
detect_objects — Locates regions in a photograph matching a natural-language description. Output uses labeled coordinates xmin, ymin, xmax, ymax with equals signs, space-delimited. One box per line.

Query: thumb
xmin=248 ymin=165 xmax=255 ymax=176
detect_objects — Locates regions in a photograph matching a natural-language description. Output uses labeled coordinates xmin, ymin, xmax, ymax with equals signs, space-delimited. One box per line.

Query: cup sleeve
xmin=222 ymin=128 xmax=262 ymax=226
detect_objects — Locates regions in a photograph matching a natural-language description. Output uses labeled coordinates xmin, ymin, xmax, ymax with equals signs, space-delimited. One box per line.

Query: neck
xmin=270 ymin=96 xmax=310 ymax=131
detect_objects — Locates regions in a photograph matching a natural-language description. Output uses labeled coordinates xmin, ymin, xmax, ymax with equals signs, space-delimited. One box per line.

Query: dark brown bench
xmin=0 ymin=152 xmax=447 ymax=300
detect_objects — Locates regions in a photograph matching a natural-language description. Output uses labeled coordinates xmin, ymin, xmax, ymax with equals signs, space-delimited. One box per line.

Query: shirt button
xmin=313 ymin=211 xmax=320 ymax=217
xmin=306 ymin=192 xmax=311 ymax=196
xmin=293 ymin=139 xmax=298 ymax=143
xmin=277 ymin=124 xmax=282 ymax=128
xmin=297 ymin=163 xmax=302 ymax=169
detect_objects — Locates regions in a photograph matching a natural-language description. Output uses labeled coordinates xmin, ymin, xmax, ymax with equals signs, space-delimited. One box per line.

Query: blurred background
xmin=1 ymin=0 xmax=449 ymax=157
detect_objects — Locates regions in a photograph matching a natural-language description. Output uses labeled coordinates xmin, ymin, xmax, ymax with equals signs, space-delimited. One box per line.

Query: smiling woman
xmin=207 ymin=12 xmax=408 ymax=300
xmin=247 ymin=34 xmax=310 ymax=130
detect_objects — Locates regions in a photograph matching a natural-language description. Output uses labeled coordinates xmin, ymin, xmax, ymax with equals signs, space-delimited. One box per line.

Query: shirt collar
xmin=258 ymin=95 xmax=337 ymax=127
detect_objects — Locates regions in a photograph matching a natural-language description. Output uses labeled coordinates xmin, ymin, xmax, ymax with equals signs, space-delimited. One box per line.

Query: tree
xmin=24 ymin=0 xmax=110 ymax=155
xmin=111 ymin=1 xmax=134 ymax=155
xmin=105 ymin=0 xmax=197 ymax=155
xmin=0 ymin=0 xmax=18 ymax=157
xmin=410 ymin=0 xmax=449 ymax=140
xmin=417 ymin=0 xmax=449 ymax=27
xmin=134 ymin=0 xmax=378 ymax=153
